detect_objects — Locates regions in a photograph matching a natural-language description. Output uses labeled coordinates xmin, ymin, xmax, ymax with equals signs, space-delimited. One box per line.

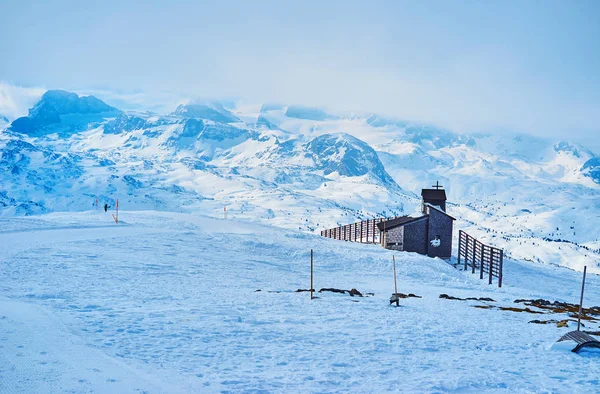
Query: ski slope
xmin=1 ymin=211 xmax=599 ymax=393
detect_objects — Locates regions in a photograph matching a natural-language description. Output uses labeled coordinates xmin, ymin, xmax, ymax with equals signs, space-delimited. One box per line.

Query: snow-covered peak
xmin=305 ymin=133 xmax=397 ymax=187
xmin=172 ymin=101 xmax=240 ymax=123
xmin=9 ymin=90 xmax=119 ymax=136
xmin=29 ymin=90 xmax=117 ymax=118
xmin=553 ymin=141 xmax=594 ymax=159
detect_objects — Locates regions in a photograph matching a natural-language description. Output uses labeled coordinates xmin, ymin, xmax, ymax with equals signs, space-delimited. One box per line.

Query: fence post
xmin=488 ymin=247 xmax=494 ymax=285
xmin=480 ymin=243 xmax=484 ymax=280
xmin=577 ymin=266 xmax=587 ymax=331
xmin=498 ymin=250 xmax=503 ymax=288
xmin=372 ymin=219 xmax=376 ymax=244
xmin=456 ymin=230 xmax=466 ymax=269
xmin=463 ymin=233 xmax=468 ymax=271
xmin=471 ymin=238 xmax=476 ymax=274
xmin=360 ymin=221 xmax=363 ymax=243
xmin=392 ymin=255 xmax=399 ymax=306
xmin=310 ymin=249 xmax=314 ymax=300
xmin=488 ymin=248 xmax=493 ymax=285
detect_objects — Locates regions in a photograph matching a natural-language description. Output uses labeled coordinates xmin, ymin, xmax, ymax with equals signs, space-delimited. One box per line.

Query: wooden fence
xmin=458 ymin=230 xmax=504 ymax=287
xmin=320 ymin=218 xmax=393 ymax=244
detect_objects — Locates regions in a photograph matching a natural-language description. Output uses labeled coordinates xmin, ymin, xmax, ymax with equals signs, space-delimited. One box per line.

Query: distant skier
xmin=104 ymin=203 xmax=108 ymax=212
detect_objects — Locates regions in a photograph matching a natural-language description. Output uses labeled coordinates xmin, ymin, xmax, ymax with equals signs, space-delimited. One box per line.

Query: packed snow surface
xmin=1 ymin=211 xmax=599 ymax=393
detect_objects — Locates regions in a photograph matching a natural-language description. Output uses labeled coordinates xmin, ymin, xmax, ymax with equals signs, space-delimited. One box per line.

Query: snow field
xmin=0 ymin=211 xmax=599 ymax=393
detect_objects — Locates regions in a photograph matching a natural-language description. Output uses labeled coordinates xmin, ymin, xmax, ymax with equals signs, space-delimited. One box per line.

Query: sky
xmin=1 ymin=0 xmax=599 ymax=148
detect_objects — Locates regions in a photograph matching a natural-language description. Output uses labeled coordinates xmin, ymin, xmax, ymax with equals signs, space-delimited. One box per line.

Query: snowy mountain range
xmin=1 ymin=88 xmax=599 ymax=272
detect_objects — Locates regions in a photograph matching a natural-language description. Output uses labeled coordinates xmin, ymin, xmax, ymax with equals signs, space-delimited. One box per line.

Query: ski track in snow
xmin=1 ymin=211 xmax=599 ymax=393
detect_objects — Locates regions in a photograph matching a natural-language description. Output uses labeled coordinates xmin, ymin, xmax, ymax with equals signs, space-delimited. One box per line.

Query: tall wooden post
xmin=577 ymin=266 xmax=587 ymax=331
xmin=498 ymin=250 xmax=503 ymax=288
xmin=112 ymin=198 xmax=119 ymax=224
xmin=471 ymin=238 xmax=476 ymax=274
xmin=480 ymin=243 xmax=484 ymax=280
xmin=360 ymin=220 xmax=363 ymax=243
xmin=310 ymin=249 xmax=314 ymax=300
xmin=458 ymin=230 xmax=462 ymax=269
xmin=372 ymin=219 xmax=375 ymax=244
xmin=463 ymin=233 xmax=468 ymax=271
xmin=488 ymin=248 xmax=493 ymax=285
xmin=393 ymin=255 xmax=399 ymax=306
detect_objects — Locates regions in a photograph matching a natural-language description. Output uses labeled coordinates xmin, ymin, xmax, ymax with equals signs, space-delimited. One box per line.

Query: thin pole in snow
xmin=310 ymin=249 xmax=314 ymax=300
xmin=112 ymin=198 xmax=119 ymax=224
xmin=393 ymin=255 xmax=399 ymax=306
xmin=577 ymin=265 xmax=587 ymax=331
